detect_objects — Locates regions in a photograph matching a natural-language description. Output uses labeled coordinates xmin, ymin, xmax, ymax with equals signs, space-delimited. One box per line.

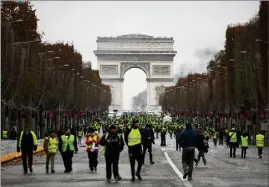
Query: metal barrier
xmin=1 ymin=139 xmax=44 ymax=156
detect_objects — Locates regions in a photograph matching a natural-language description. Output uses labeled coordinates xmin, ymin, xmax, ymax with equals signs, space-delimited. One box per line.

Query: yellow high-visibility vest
xmin=78 ymin=131 xmax=83 ymax=137
xmin=2 ymin=131 xmax=8 ymax=139
xmin=61 ymin=135 xmax=75 ymax=152
xmin=19 ymin=131 xmax=38 ymax=148
xmin=213 ymin=133 xmax=217 ymax=139
xmin=87 ymin=135 xmax=98 ymax=149
xmin=229 ymin=132 xmax=237 ymax=143
xmin=241 ymin=136 xmax=248 ymax=147
xmin=128 ymin=128 xmax=141 ymax=146
xmin=256 ymin=134 xmax=264 ymax=148
xmin=48 ymin=137 xmax=58 ymax=153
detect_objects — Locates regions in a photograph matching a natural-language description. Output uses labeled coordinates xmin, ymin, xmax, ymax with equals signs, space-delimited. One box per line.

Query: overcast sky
xmin=33 ymin=1 xmax=259 ymax=110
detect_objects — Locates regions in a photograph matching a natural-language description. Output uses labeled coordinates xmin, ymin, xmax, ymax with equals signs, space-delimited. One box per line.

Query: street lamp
xmin=64 ymin=64 xmax=69 ymax=67
xmin=240 ymin=50 xmax=247 ymax=54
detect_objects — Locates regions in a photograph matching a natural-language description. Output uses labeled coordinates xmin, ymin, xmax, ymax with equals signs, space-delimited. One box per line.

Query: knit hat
xmin=109 ymin=124 xmax=117 ymax=130
xmin=89 ymin=127 xmax=95 ymax=133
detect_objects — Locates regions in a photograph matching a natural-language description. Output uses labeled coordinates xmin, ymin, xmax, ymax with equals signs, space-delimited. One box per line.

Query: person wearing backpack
xmin=240 ymin=131 xmax=248 ymax=158
xmin=100 ymin=125 xmax=124 ymax=182
xmin=228 ymin=128 xmax=238 ymax=158
xmin=43 ymin=130 xmax=58 ymax=174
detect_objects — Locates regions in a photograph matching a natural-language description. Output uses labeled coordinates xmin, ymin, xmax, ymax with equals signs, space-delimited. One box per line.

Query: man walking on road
xmin=160 ymin=128 xmax=167 ymax=146
xmin=59 ymin=128 xmax=78 ymax=173
xmin=142 ymin=124 xmax=155 ymax=165
xmin=124 ymin=119 xmax=144 ymax=182
xmin=175 ymin=127 xmax=182 ymax=151
xmin=17 ymin=125 xmax=38 ymax=174
xmin=178 ymin=123 xmax=199 ymax=181
xmin=85 ymin=127 xmax=100 ymax=172
xmin=219 ymin=129 xmax=224 ymax=145
xmin=77 ymin=129 xmax=83 ymax=145
xmin=240 ymin=130 xmax=248 ymax=158
xmin=43 ymin=130 xmax=58 ymax=173
xmin=100 ymin=125 xmax=124 ymax=182
xmin=194 ymin=129 xmax=208 ymax=167
xmin=229 ymin=128 xmax=238 ymax=158
xmin=256 ymin=130 xmax=265 ymax=159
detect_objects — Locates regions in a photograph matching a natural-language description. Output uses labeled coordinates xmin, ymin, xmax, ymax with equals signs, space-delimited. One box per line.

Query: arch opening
xmin=123 ymin=68 xmax=147 ymax=111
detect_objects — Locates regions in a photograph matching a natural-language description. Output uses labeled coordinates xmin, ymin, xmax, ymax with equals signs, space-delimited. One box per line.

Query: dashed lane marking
xmin=164 ymin=152 xmax=193 ymax=187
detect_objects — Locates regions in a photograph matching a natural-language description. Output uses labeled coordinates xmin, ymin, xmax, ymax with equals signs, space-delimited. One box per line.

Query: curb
xmin=1 ymin=146 xmax=44 ymax=163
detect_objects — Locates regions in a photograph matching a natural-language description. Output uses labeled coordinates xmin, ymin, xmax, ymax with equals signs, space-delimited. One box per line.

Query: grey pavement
xmin=1 ymin=136 xmax=268 ymax=187
xmin=1 ymin=139 xmax=44 ymax=156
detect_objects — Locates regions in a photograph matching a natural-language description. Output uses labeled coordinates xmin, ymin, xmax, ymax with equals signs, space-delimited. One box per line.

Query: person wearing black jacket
xmin=142 ymin=124 xmax=155 ymax=165
xmin=100 ymin=125 xmax=124 ymax=182
xmin=124 ymin=120 xmax=144 ymax=182
xmin=175 ymin=127 xmax=182 ymax=151
xmin=17 ymin=125 xmax=38 ymax=174
xmin=178 ymin=123 xmax=199 ymax=181
xmin=58 ymin=128 xmax=78 ymax=173
xmin=193 ymin=129 xmax=208 ymax=167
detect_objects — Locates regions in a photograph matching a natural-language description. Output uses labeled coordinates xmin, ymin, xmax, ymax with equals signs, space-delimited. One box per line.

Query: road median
xmin=1 ymin=145 xmax=44 ymax=163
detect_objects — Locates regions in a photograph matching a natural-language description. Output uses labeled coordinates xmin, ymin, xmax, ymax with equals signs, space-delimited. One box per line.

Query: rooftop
xmin=97 ymin=34 xmax=173 ymax=41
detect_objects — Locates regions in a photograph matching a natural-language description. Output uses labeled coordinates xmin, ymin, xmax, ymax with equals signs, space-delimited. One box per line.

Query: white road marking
xmin=164 ymin=152 xmax=193 ymax=187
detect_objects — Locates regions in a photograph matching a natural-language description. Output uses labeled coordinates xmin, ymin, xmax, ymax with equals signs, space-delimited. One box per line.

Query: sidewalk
xmin=1 ymin=139 xmax=44 ymax=163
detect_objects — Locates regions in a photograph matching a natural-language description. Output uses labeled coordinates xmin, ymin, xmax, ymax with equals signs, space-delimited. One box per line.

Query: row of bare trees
xmin=1 ymin=1 xmax=111 ymax=135
xmin=159 ymin=2 xmax=268 ymax=132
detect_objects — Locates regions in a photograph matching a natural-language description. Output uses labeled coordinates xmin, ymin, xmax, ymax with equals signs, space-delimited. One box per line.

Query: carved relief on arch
xmin=120 ymin=62 xmax=150 ymax=78
xmin=100 ymin=65 xmax=118 ymax=75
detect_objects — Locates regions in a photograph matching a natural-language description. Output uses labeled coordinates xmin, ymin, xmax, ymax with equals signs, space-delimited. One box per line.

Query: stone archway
xmin=94 ymin=34 xmax=177 ymax=111
xmin=120 ymin=63 xmax=150 ymax=111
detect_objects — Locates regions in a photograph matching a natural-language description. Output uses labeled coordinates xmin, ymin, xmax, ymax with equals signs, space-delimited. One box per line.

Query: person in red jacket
xmin=85 ymin=127 xmax=100 ymax=172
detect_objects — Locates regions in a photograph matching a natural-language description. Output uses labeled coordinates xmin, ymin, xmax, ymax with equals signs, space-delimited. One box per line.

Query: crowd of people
xmin=15 ymin=113 xmax=266 ymax=182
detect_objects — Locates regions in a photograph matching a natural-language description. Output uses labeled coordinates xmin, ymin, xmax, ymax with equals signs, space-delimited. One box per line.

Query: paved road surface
xmin=1 ymin=136 xmax=268 ymax=187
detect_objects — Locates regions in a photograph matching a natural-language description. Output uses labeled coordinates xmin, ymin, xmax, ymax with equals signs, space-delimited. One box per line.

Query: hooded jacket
xmin=178 ymin=124 xmax=199 ymax=149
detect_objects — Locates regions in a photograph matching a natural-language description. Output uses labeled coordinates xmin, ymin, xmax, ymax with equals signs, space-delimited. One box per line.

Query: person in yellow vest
xmin=213 ymin=131 xmax=218 ymax=147
xmin=17 ymin=125 xmax=38 ymax=174
xmin=85 ymin=127 xmax=100 ymax=172
xmin=256 ymin=131 xmax=265 ymax=159
xmin=124 ymin=119 xmax=144 ymax=182
xmin=240 ymin=131 xmax=248 ymax=158
xmin=2 ymin=129 xmax=8 ymax=139
xmin=77 ymin=129 xmax=83 ymax=145
xmin=100 ymin=125 xmax=124 ymax=182
xmin=58 ymin=128 xmax=78 ymax=173
xmin=228 ymin=128 xmax=238 ymax=158
xmin=43 ymin=131 xmax=58 ymax=173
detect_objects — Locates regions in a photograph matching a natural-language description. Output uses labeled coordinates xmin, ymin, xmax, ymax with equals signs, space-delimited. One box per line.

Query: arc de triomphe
xmin=94 ymin=34 xmax=177 ymax=111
